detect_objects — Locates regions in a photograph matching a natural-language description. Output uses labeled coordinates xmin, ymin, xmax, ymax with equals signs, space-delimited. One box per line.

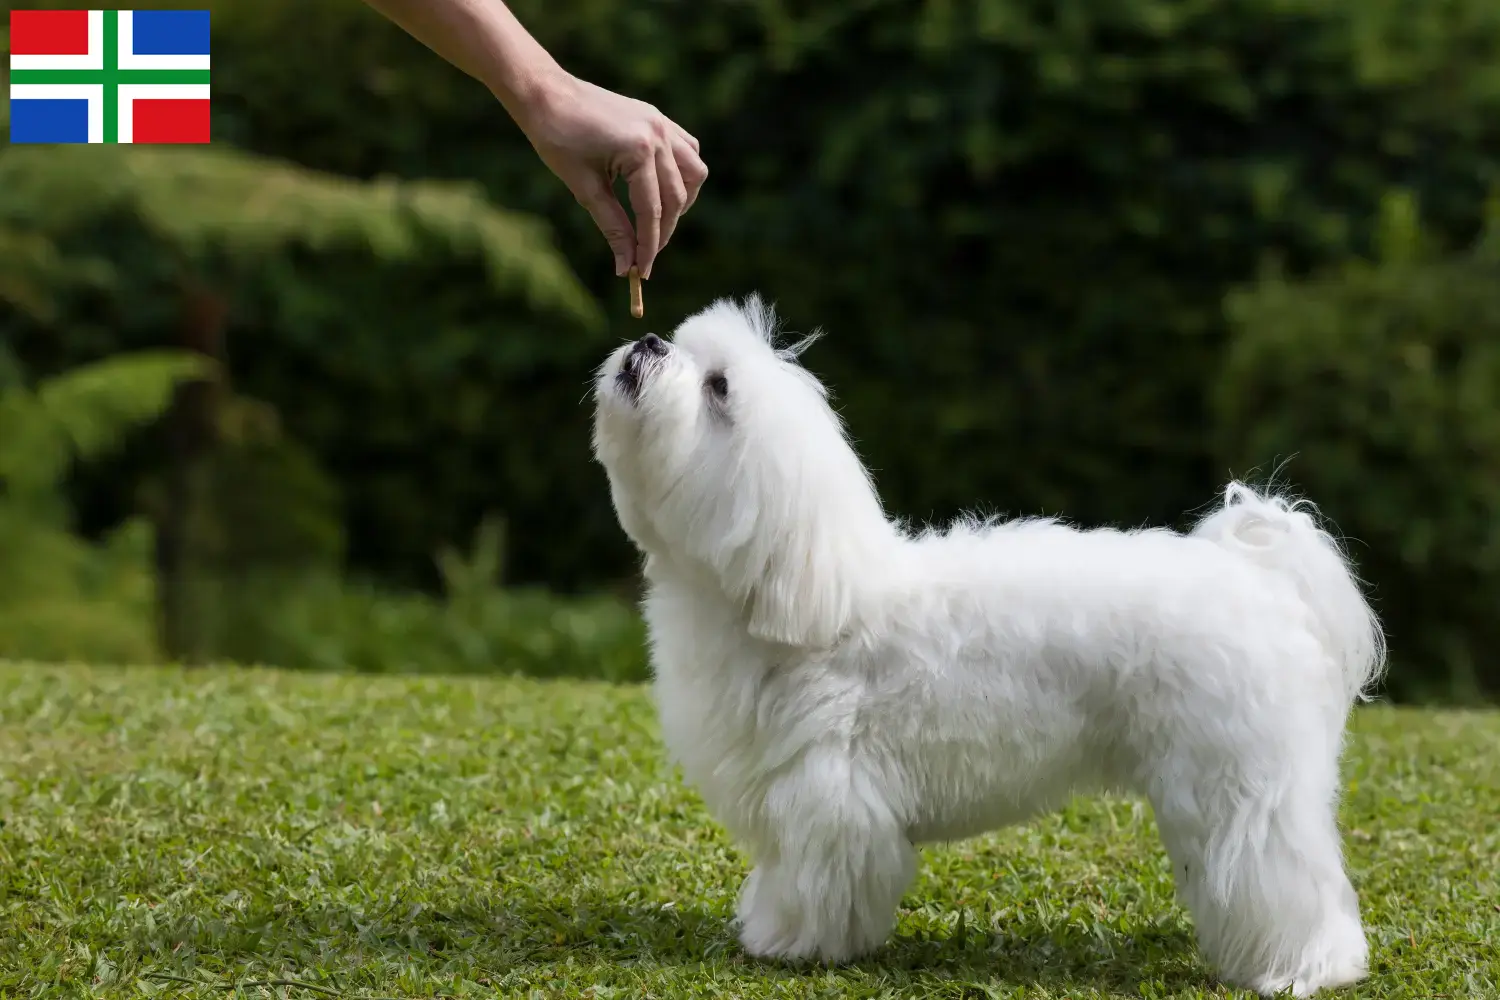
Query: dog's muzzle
xmin=616 ymin=333 xmax=670 ymax=402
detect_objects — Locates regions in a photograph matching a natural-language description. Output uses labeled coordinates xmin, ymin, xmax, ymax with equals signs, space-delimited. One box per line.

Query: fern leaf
xmin=36 ymin=350 xmax=214 ymax=464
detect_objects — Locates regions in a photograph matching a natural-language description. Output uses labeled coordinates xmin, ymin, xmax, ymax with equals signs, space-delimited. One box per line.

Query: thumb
xmin=572 ymin=173 xmax=637 ymax=276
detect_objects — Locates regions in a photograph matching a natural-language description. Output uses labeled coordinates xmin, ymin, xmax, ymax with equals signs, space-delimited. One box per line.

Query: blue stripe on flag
xmin=10 ymin=99 xmax=91 ymax=143
xmin=131 ymin=10 xmax=211 ymax=56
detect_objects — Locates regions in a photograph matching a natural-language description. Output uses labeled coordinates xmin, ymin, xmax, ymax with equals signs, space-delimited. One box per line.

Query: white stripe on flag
xmin=9 ymin=10 xmax=105 ymax=71
xmin=116 ymin=83 xmax=211 ymax=144
xmin=117 ymin=11 xmax=211 ymax=71
xmin=8 ymin=84 xmax=106 ymax=143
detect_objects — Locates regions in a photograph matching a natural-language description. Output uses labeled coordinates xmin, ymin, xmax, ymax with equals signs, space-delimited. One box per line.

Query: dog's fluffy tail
xmin=1192 ymin=482 xmax=1385 ymax=706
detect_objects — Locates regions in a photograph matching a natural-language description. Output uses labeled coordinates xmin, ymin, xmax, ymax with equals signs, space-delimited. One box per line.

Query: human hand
xmin=513 ymin=75 xmax=707 ymax=280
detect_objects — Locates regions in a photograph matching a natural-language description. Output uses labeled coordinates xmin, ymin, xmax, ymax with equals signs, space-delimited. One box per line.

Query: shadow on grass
xmin=144 ymin=890 xmax=1213 ymax=996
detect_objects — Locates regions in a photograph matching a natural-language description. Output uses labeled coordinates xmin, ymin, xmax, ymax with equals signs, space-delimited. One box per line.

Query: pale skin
xmin=362 ymin=0 xmax=708 ymax=280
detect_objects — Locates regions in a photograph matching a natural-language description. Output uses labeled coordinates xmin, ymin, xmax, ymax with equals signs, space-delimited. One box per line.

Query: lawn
xmin=1 ymin=663 xmax=1496 ymax=998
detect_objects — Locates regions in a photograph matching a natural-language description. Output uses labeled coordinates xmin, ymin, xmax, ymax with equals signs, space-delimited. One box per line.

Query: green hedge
xmin=214 ymin=0 xmax=1500 ymax=570
xmin=175 ymin=515 xmax=649 ymax=681
xmin=1218 ymin=197 xmax=1500 ymax=700
xmin=6 ymin=0 xmax=1500 ymax=695
xmin=192 ymin=573 xmax=649 ymax=682
xmin=0 ymin=99 xmax=615 ymax=594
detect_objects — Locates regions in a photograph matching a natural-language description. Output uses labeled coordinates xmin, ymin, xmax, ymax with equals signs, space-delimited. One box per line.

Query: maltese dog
xmin=591 ymin=297 xmax=1383 ymax=997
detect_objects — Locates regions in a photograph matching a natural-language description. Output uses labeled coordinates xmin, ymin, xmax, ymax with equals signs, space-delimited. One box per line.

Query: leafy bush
xmin=0 ymin=350 xmax=208 ymax=665
xmin=0 ymin=352 xmax=649 ymax=675
xmin=7 ymin=1 xmax=1500 ymax=697
xmin=198 ymin=519 xmax=648 ymax=681
xmin=214 ymin=576 xmax=648 ymax=682
xmin=200 ymin=0 xmax=1500 ymax=583
xmin=0 ymin=139 xmax=609 ymax=634
xmin=0 ymin=519 xmax=159 ymax=666
xmin=9 ymin=0 xmax=1500 ymax=599
xmin=1216 ymin=195 xmax=1500 ymax=700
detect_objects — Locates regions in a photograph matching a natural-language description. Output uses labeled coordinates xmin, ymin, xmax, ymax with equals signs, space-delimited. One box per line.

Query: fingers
xmin=674 ymin=135 xmax=708 ymax=213
xmin=655 ymin=142 xmax=689 ymax=256
xmin=562 ymin=97 xmax=705 ymax=279
xmin=666 ymin=122 xmax=706 ymax=215
xmin=573 ymin=171 xmax=637 ymax=277
xmin=626 ymin=151 xmax=663 ymax=280
xmin=629 ymin=125 xmax=706 ymax=276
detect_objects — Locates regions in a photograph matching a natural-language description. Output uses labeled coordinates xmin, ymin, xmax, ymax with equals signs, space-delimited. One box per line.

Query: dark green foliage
xmin=0 ymin=350 xmax=210 ymax=507
xmin=0 ymin=227 xmax=69 ymax=322
xmin=0 ymin=136 xmax=608 ymax=596
xmin=0 ymin=133 xmax=612 ymax=663
xmin=201 ymin=0 xmax=1500 ymax=534
xmin=199 ymin=514 xmax=647 ymax=682
xmin=188 ymin=509 xmax=648 ymax=682
xmin=0 ymin=144 xmax=596 ymax=320
xmin=212 ymin=575 xmax=648 ymax=682
xmin=5 ymin=0 xmax=1500 ymax=695
xmin=119 ymin=0 xmax=1500 ymax=583
xmin=1217 ymin=197 xmax=1500 ymax=700
xmin=0 ymin=352 xmax=209 ymax=664
xmin=0 ymin=344 xmax=646 ymax=675
xmin=212 ymin=0 xmax=1500 ymax=701
xmin=0 ymin=143 xmax=598 ymax=335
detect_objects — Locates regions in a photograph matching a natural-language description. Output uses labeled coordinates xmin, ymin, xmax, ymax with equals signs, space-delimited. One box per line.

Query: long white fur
xmin=591 ymin=296 xmax=1385 ymax=997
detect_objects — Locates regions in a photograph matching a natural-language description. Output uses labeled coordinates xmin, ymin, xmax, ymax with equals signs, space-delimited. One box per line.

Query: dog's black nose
xmin=635 ymin=332 xmax=668 ymax=356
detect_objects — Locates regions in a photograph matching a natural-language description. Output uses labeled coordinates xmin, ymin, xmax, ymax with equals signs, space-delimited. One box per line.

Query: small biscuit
xmin=629 ymin=267 xmax=644 ymax=319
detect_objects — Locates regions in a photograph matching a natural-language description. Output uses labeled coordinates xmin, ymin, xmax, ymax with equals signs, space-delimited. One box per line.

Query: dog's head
xmin=592 ymin=295 xmax=889 ymax=648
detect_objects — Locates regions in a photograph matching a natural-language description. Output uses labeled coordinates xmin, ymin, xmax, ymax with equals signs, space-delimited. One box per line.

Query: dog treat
xmin=629 ymin=266 xmax=644 ymax=319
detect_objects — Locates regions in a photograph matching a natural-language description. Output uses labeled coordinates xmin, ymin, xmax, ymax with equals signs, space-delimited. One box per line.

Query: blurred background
xmin=1 ymin=0 xmax=1498 ymax=702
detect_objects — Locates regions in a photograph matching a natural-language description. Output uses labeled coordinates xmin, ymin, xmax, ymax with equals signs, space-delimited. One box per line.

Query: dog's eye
xmin=706 ymin=373 xmax=729 ymax=399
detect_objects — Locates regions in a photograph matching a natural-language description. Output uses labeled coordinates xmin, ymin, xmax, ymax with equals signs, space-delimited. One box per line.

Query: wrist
xmin=486 ymin=51 xmax=572 ymax=131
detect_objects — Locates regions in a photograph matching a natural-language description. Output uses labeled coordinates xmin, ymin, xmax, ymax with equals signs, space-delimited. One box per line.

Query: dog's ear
xmin=744 ymin=530 xmax=852 ymax=648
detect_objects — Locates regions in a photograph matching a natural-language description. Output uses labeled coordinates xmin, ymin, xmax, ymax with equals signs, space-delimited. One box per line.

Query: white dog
xmin=590 ymin=296 xmax=1383 ymax=997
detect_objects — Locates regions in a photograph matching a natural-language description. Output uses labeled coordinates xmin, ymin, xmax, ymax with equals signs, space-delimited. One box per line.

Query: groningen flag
xmin=9 ymin=9 xmax=211 ymax=144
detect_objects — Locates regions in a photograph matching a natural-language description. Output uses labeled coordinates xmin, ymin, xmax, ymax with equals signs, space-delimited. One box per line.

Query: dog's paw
xmin=738 ymin=922 xmax=868 ymax=966
xmin=738 ymin=919 xmax=807 ymax=963
xmin=736 ymin=900 xmax=829 ymax=964
xmin=1243 ymin=950 xmax=1368 ymax=998
xmin=733 ymin=863 xmax=897 ymax=966
xmin=736 ymin=898 xmax=863 ymax=965
xmin=736 ymin=868 xmax=804 ymax=962
xmin=1288 ymin=954 xmax=1368 ymax=997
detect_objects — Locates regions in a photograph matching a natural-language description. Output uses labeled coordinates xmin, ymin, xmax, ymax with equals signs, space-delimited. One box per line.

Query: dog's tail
xmin=1192 ymin=482 xmax=1385 ymax=706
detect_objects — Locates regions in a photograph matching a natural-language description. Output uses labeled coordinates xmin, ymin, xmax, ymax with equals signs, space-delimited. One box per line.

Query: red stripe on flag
xmin=9 ymin=10 xmax=92 ymax=56
xmin=132 ymin=99 xmax=211 ymax=144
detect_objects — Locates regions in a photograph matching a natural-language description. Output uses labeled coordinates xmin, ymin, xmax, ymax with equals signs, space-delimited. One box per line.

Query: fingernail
xmin=615 ymin=258 xmax=628 ymax=277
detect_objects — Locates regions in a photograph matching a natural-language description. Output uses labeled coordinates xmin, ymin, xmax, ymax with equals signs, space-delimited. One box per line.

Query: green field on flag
xmin=8 ymin=10 xmax=211 ymax=143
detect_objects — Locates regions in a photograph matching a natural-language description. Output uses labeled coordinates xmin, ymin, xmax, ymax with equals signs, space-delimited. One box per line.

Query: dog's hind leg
xmin=1150 ymin=726 xmax=1368 ymax=998
xmin=735 ymin=748 xmax=915 ymax=964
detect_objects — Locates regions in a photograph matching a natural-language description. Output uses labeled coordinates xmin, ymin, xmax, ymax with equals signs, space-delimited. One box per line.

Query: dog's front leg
xmin=734 ymin=750 xmax=916 ymax=965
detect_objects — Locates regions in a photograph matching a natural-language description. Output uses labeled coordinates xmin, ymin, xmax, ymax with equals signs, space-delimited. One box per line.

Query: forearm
xmin=361 ymin=0 xmax=566 ymax=120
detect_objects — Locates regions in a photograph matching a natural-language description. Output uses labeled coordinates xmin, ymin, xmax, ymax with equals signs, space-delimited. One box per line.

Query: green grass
xmin=1 ymin=663 xmax=1496 ymax=999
